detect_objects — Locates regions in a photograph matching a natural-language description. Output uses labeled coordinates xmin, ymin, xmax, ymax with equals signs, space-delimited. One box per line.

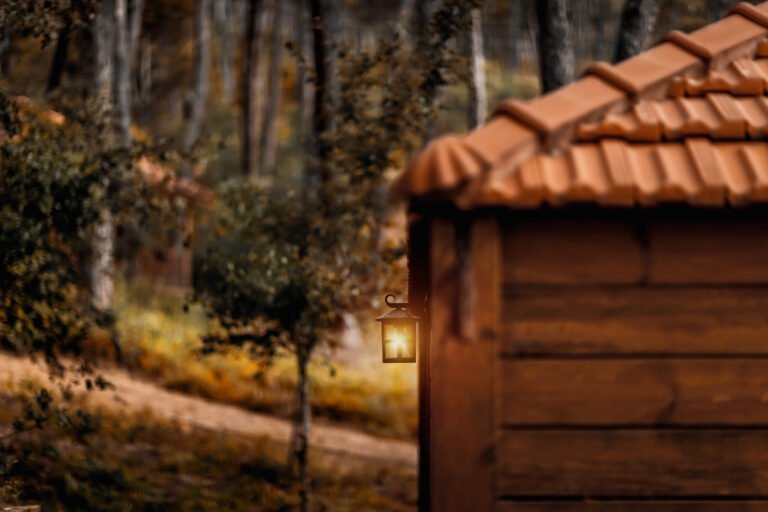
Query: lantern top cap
xmin=376 ymin=307 xmax=419 ymax=322
xmin=377 ymin=295 xmax=418 ymax=321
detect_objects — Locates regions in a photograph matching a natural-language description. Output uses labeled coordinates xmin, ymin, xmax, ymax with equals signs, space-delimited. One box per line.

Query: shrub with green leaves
xmin=0 ymin=95 xmax=115 ymax=364
xmin=0 ymin=93 xmax=182 ymax=366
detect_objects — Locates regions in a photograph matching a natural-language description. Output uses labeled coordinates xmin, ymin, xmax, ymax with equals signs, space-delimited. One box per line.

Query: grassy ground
xmin=0 ymin=390 xmax=417 ymax=512
xmin=96 ymin=282 xmax=418 ymax=440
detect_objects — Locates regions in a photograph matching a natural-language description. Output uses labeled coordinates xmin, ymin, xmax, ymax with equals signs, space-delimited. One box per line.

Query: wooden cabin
xmin=396 ymin=3 xmax=768 ymax=511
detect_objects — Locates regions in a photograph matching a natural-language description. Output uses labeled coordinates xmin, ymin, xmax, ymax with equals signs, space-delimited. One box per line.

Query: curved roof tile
xmin=396 ymin=1 xmax=768 ymax=209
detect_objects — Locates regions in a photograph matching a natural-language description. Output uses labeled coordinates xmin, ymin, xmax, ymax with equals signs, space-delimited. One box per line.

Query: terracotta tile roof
xmin=396 ymin=2 xmax=768 ymax=208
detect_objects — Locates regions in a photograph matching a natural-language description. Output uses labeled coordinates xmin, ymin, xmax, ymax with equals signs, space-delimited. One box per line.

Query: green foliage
xmin=196 ymin=0 xmax=480 ymax=360
xmin=0 ymin=0 xmax=97 ymax=47
xmin=0 ymin=95 xmax=113 ymax=364
xmin=196 ymin=182 xmax=346 ymax=361
xmin=0 ymin=93 xmax=183 ymax=365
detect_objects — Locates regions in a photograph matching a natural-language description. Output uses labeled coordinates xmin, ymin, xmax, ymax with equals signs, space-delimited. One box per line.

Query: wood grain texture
xmin=500 ymin=359 xmax=768 ymax=426
xmin=502 ymin=288 xmax=768 ymax=355
xmin=502 ymin=221 xmax=645 ymax=285
xmin=496 ymin=502 xmax=768 ymax=511
xmin=428 ymin=216 xmax=500 ymax=512
xmin=502 ymin=220 xmax=768 ymax=286
xmin=648 ymin=222 xmax=768 ymax=284
xmin=498 ymin=430 xmax=768 ymax=496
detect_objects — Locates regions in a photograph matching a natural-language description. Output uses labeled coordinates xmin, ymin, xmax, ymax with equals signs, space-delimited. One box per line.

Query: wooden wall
xmin=134 ymin=246 xmax=193 ymax=289
xmin=499 ymin=217 xmax=768 ymax=510
xmin=424 ymin=212 xmax=768 ymax=511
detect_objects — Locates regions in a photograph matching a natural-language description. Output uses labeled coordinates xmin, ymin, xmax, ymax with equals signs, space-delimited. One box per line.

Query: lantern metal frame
xmin=376 ymin=294 xmax=418 ymax=363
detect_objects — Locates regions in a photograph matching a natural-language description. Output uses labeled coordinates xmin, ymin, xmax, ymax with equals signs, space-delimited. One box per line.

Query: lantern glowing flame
xmin=377 ymin=295 xmax=418 ymax=363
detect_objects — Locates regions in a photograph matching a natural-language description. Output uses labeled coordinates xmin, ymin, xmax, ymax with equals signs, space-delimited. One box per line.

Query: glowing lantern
xmin=376 ymin=294 xmax=418 ymax=363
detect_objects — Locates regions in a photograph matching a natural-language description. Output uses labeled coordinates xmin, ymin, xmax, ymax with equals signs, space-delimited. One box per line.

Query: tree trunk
xmin=129 ymin=0 xmax=145 ymax=64
xmin=613 ymin=0 xmax=660 ymax=63
xmin=90 ymin=0 xmax=116 ymax=315
xmin=0 ymin=28 xmax=11 ymax=78
xmin=242 ymin=0 xmax=263 ymax=178
xmin=590 ymin=0 xmax=613 ymax=61
xmin=414 ymin=0 xmax=432 ymax=46
xmin=213 ymin=0 xmax=235 ymax=103
xmin=309 ymin=0 xmax=329 ymax=188
xmin=295 ymin=0 xmax=313 ymax=192
xmin=92 ymin=0 xmax=115 ymax=110
xmin=46 ymin=24 xmax=70 ymax=93
xmin=259 ymin=0 xmax=284 ymax=176
xmin=707 ymin=0 xmax=730 ymax=24
xmin=114 ymin=0 xmax=132 ymax=144
xmin=324 ymin=0 xmax=340 ymax=128
xmin=182 ymin=0 xmax=212 ymax=151
xmin=290 ymin=347 xmax=312 ymax=512
xmin=535 ymin=0 xmax=574 ymax=93
xmin=467 ymin=6 xmax=486 ymax=129
xmin=506 ymin=0 xmax=522 ymax=70
xmin=137 ymin=36 xmax=152 ymax=124
xmin=397 ymin=0 xmax=417 ymax=39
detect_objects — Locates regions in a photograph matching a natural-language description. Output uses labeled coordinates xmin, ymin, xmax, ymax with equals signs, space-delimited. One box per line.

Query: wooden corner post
xmin=408 ymin=211 xmax=431 ymax=512
xmin=427 ymin=214 xmax=500 ymax=512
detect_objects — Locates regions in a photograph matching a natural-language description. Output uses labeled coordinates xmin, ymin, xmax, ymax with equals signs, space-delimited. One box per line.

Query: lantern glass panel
xmin=381 ymin=319 xmax=417 ymax=363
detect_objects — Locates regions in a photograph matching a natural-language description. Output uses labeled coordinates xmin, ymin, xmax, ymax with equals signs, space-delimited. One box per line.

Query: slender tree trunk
xmin=0 ymin=29 xmax=10 ymax=78
xmin=590 ymin=0 xmax=613 ymax=61
xmin=707 ymin=0 xmax=730 ymax=23
xmin=323 ymin=0 xmax=340 ymax=127
xmin=90 ymin=0 xmax=116 ymax=314
xmin=467 ymin=6 xmax=486 ymax=129
xmin=414 ymin=0 xmax=431 ymax=47
xmin=506 ymin=0 xmax=522 ymax=70
xmin=536 ymin=0 xmax=574 ymax=93
xmin=416 ymin=0 xmax=442 ymax=141
xmin=613 ymin=0 xmax=660 ymax=63
xmin=137 ymin=36 xmax=152 ymax=125
xmin=114 ymin=0 xmax=132 ymax=144
xmin=290 ymin=347 xmax=312 ymax=512
xmin=397 ymin=0 xmax=417 ymax=39
xmin=182 ymin=0 xmax=212 ymax=151
xmin=309 ymin=0 xmax=329 ymax=187
xmin=242 ymin=0 xmax=263 ymax=178
xmin=129 ymin=0 xmax=144 ymax=63
xmin=47 ymin=24 xmax=70 ymax=92
xmin=260 ymin=0 xmax=284 ymax=175
xmin=295 ymin=0 xmax=314 ymax=192
xmin=213 ymin=0 xmax=235 ymax=103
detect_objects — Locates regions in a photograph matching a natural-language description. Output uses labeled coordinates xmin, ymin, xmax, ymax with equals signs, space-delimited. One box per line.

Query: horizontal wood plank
xmin=502 ymin=220 xmax=768 ymax=286
xmin=502 ymin=221 xmax=644 ymax=286
xmin=503 ymin=288 xmax=768 ymax=355
xmin=498 ymin=430 xmax=768 ymax=497
xmin=649 ymin=222 xmax=768 ymax=285
xmin=497 ymin=502 xmax=768 ymax=511
xmin=500 ymin=359 xmax=768 ymax=426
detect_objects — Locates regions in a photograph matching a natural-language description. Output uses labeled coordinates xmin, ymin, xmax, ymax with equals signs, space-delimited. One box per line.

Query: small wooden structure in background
xmin=398 ymin=3 xmax=768 ymax=511
xmin=131 ymin=157 xmax=214 ymax=289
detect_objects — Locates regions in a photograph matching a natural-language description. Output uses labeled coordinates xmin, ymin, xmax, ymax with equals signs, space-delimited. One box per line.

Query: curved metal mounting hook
xmin=384 ymin=293 xmax=409 ymax=309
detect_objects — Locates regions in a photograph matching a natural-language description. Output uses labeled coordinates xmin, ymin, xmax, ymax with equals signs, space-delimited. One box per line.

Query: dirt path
xmin=0 ymin=352 xmax=416 ymax=467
